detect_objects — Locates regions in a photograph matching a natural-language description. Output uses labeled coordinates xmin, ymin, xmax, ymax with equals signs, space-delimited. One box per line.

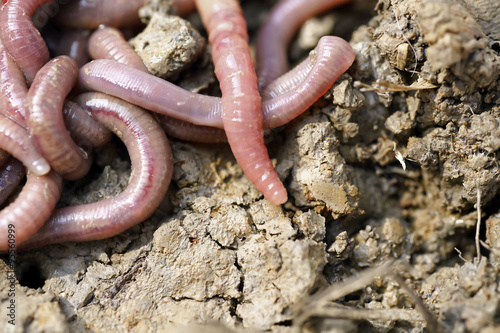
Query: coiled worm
xmin=27 ymin=55 xmax=92 ymax=180
xmin=0 ymin=114 xmax=50 ymax=176
xmin=257 ymin=0 xmax=352 ymax=90
xmin=88 ymin=26 xmax=149 ymax=73
xmin=19 ymin=92 xmax=173 ymax=250
xmin=0 ymin=0 xmax=52 ymax=82
xmin=79 ymin=36 xmax=354 ymax=130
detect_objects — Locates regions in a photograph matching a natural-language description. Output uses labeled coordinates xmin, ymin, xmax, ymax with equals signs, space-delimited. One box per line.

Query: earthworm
xmin=0 ymin=114 xmax=60 ymax=251
xmin=78 ymin=36 xmax=354 ymax=130
xmin=0 ymin=170 xmax=62 ymax=252
xmin=260 ymin=35 xmax=354 ymax=129
xmin=54 ymin=0 xmax=146 ymax=29
xmin=55 ymin=28 xmax=91 ymax=67
xmin=88 ymin=26 xmax=149 ymax=72
xmin=256 ymin=0 xmax=352 ymax=90
xmin=0 ymin=38 xmax=28 ymax=126
xmin=0 ymin=114 xmax=50 ymax=176
xmin=0 ymin=157 xmax=25 ymax=205
xmin=157 ymin=115 xmax=227 ymax=143
xmin=0 ymin=0 xmax=52 ymax=83
xmin=26 ymin=56 xmax=92 ymax=180
xmin=85 ymin=25 xmax=226 ymax=143
xmin=79 ymin=59 xmax=223 ymax=128
xmin=62 ymin=100 xmax=112 ymax=149
xmin=195 ymin=0 xmax=288 ymax=205
xmin=18 ymin=92 xmax=173 ymax=250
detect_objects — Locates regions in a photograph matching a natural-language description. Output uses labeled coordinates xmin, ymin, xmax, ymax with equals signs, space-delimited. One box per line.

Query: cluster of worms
xmin=0 ymin=0 xmax=355 ymax=251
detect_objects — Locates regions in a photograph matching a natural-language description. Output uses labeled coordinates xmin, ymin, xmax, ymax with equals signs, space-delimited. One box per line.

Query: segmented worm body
xmin=0 ymin=0 xmax=52 ymax=82
xmin=0 ymin=170 xmax=62 ymax=252
xmin=260 ymin=36 xmax=354 ymax=129
xmin=0 ymin=0 xmax=355 ymax=250
xmin=19 ymin=92 xmax=173 ymax=250
xmin=0 ymin=114 xmax=50 ymax=176
xmin=88 ymin=26 xmax=149 ymax=73
xmin=0 ymin=157 xmax=24 ymax=205
xmin=62 ymin=100 xmax=112 ymax=149
xmin=257 ymin=0 xmax=351 ymax=90
xmin=79 ymin=59 xmax=223 ymax=128
xmin=157 ymin=115 xmax=228 ymax=143
xmin=27 ymin=55 xmax=91 ymax=180
xmin=0 ymin=110 xmax=61 ymax=252
xmin=86 ymin=28 xmax=227 ymax=143
xmin=195 ymin=0 xmax=288 ymax=205
xmin=79 ymin=36 xmax=354 ymax=130
xmin=0 ymin=37 xmax=28 ymax=126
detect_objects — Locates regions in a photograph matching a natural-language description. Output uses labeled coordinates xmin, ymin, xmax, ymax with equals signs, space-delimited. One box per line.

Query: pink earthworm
xmin=85 ymin=25 xmax=227 ymax=143
xmin=195 ymin=0 xmax=288 ymax=205
xmin=78 ymin=36 xmax=354 ymax=129
xmin=0 ymin=115 xmax=61 ymax=252
xmin=256 ymin=0 xmax=352 ymax=90
xmin=0 ymin=170 xmax=62 ymax=252
xmin=0 ymin=0 xmax=53 ymax=83
xmin=0 ymin=37 xmax=28 ymax=126
xmin=18 ymin=92 xmax=173 ymax=250
xmin=26 ymin=55 xmax=92 ymax=180
xmin=88 ymin=26 xmax=149 ymax=72
xmin=55 ymin=28 xmax=91 ymax=67
xmin=0 ymin=156 xmax=25 ymax=205
xmin=157 ymin=115 xmax=227 ymax=143
xmin=54 ymin=0 xmax=146 ymax=29
xmin=79 ymin=59 xmax=223 ymax=128
xmin=0 ymin=114 xmax=50 ymax=176
xmin=259 ymin=35 xmax=354 ymax=129
xmin=62 ymin=100 xmax=113 ymax=149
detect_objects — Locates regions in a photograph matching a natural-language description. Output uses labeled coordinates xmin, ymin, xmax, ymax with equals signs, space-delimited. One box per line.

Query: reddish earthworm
xmin=0 ymin=114 xmax=50 ymax=176
xmin=79 ymin=59 xmax=223 ymax=128
xmin=88 ymin=26 xmax=149 ymax=73
xmin=78 ymin=36 xmax=354 ymax=130
xmin=26 ymin=55 xmax=92 ymax=180
xmin=256 ymin=0 xmax=352 ymax=90
xmin=0 ymin=170 xmax=62 ymax=252
xmin=0 ymin=114 xmax=60 ymax=252
xmin=157 ymin=115 xmax=228 ymax=143
xmin=158 ymin=36 xmax=355 ymax=142
xmin=260 ymin=36 xmax=354 ymax=129
xmin=85 ymin=24 xmax=223 ymax=143
xmin=85 ymin=25 xmax=226 ymax=143
xmin=55 ymin=28 xmax=91 ymax=67
xmin=18 ymin=92 xmax=173 ymax=250
xmin=0 ymin=156 xmax=25 ymax=205
xmin=195 ymin=0 xmax=288 ymax=205
xmin=54 ymin=0 xmax=146 ymax=29
xmin=0 ymin=0 xmax=52 ymax=83
xmin=62 ymin=100 xmax=112 ymax=149
xmin=0 ymin=38 xmax=28 ymax=126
